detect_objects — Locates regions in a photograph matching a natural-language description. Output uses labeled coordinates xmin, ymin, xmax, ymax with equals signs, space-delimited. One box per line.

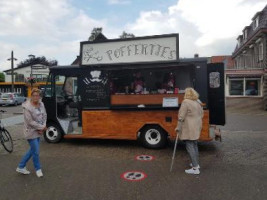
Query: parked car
xmin=0 ymin=93 xmax=27 ymax=106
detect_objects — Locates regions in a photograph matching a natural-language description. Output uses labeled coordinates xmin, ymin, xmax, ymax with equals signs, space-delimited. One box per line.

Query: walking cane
xmin=170 ymin=130 xmax=179 ymax=172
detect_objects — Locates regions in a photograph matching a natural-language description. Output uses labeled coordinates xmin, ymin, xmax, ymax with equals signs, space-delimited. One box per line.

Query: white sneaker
xmin=190 ymin=163 xmax=200 ymax=169
xmin=185 ymin=168 xmax=200 ymax=175
xmin=36 ymin=169 xmax=43 ymax=178
xmin=16 ymin=167 xmax=30 ymax=175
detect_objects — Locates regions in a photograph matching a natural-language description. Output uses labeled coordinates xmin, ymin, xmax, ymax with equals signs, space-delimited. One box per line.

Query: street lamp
xmin=7 ymin=50 xmax=17 ymax=93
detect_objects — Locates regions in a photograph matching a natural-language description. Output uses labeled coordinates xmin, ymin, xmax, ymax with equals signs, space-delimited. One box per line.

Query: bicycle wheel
xmin=1 ymin=129 xmax=13 ymax=153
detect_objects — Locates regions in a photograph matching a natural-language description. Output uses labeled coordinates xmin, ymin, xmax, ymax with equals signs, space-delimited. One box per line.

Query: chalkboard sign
xmin=78 ymin=70 xmax=110 ymax=108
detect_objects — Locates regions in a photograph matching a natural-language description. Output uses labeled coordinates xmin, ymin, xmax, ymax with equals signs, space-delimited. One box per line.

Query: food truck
xmin=42 ymin=34 xmax=225 ymax=148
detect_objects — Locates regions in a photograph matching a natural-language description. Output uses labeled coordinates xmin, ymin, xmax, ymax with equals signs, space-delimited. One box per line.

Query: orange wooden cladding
xmin=65 ymin=109 xmax=211 ymax=141
xmin=111 ymin=94 xmax=184 ymax=105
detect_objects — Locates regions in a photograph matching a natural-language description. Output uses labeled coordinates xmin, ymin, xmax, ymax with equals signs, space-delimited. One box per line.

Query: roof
xmin=210 ymin=56 xmax=234 ymax=69
xmin=51 ymin=58 xmax=208 ymax=73
xmin=4 ymin=63 xmax=49 ymax=73
xmin=94 ymin=33 xmax=108 ymax=41
xmin=233 ymin=5 xmax=267 ymax=57
xmin=225 ymin=69 xmax=264 ymax=77
xmin=71 ymin=56 xmax=80 ymax=65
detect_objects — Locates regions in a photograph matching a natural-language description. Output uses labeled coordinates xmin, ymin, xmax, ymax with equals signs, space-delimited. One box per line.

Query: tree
xmin=17 ymin=56 xmax=58 ymax=68
xmin=88 ymin=27 xmax=103 ymax=41
xmin=119 ymin=31 xmax=135 ymax=39
xmin=0 ymin=72 xmax=5 ymax=82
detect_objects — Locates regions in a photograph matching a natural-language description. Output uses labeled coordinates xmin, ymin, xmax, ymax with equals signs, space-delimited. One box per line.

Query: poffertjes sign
xmin=80 ymin=34 xmax=179 ymax=65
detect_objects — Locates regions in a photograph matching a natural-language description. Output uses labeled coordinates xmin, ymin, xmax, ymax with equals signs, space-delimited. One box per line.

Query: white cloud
xmin=172 ymin=0 xmax=266 ymax=46
xmin=0 ymin=0 xmax=108 ymax=70
xmin=0 ymin=0 xmax=266 ymax=71
xmin=125 ymin=0 xmax=266 ymax=57
xmin=108 ymin=0 xmax=131 ymax=5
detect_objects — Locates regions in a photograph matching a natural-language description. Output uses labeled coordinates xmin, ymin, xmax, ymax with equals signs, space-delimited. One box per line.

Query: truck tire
xmin=140 ymin=125 xmax=167 ymax=149
xmin=44 ymin=122 xmax=63 ymax=143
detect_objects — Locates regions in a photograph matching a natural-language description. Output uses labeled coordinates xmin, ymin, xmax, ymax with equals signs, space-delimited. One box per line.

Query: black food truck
xmin=42 ymin=33 xmax=225 ymax=149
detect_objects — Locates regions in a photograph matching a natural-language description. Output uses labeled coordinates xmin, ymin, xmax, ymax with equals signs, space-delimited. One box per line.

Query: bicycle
xmin=0 ymin=110 xmax=13 ymax=153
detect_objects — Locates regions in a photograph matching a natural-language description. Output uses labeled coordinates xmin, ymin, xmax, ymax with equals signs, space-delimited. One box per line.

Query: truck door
xmin=207 ymin=63 xmax=225 ymax=125
xmin=42 ymin=73 xmax=57 ymax=123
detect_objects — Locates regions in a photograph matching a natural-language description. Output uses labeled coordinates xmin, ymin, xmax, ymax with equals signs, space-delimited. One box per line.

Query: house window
xmin=243 ymin=30 xmax=248 ymax=40
xmin=238 ymin=38 xmax=242 ymax=47
xmin=229 ymin=78 xmax=261 ymax=96
xmin=259 ymin=43 xmax=263 ymax=61
xmin=229 ymin=79 xmax=243 ymax=95
xmin=32 ymin=74 xmax=48 ymax=82
xmin=253 ymin=16 xmax=259 ymax=30
xmin=245 ymin=79 xmax=260 ymax=96
xmin=17 ymin=88 xmax=22 ymax=93
xmin=15 ymin=74 xmax=25 ymax=82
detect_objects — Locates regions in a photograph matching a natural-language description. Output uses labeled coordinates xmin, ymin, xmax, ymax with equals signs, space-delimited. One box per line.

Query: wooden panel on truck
xmin=111 ymin=94 xmax=184 ymax=105
xmin=74 ymin=110 xmax=211 ymax=141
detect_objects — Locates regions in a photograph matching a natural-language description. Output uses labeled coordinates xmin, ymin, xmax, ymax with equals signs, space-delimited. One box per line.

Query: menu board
xmin=79 ymin=70 xmax=110 ymax=108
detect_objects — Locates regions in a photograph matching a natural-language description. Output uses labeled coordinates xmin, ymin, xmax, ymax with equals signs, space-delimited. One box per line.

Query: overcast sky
xmin=0 ymin=0 xmax=266 ymax=71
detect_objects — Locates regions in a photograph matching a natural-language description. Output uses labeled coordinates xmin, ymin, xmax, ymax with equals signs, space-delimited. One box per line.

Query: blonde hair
xmin=31 ymin=88 xmax=41 ymax=96
xmin=184 ymin=87 xmax=199 ymax=100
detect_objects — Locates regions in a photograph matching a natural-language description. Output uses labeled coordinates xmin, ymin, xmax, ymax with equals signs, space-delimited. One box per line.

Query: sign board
xmin=6 ymin=72 xmax=18 ymax=75
xmin=31 ymin=66 xmax=48 ymax=69
xmin=81 ymin=34 xmax=179 ymax=65
xmin=162 ymin=97 xmax=179 ymax=107
xmin=121 ymin=171 xmax=147 ymax=181
xmin=78 ymin=70 xmax=110 ymax=108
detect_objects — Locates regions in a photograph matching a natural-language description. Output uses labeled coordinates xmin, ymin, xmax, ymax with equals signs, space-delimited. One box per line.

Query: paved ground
xmin=0 ymin=104 xmax=23 ymax=118
xmin=0 ymin=108 xmax=267 ymax=200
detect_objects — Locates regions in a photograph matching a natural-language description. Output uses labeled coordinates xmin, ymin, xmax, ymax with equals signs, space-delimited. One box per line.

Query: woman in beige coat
xmin=175 ymin=88 xmax=203 ymax=175
xmin=16 ymin=89 xmax=47 ymax=178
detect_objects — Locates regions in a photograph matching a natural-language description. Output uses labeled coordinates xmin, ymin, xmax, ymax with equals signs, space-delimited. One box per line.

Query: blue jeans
xmin=18 ymin=138 xmax=41 ymax=171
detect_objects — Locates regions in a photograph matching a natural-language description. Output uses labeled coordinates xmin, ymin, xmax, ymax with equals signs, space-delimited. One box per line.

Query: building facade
xmin=229 ymin=5 xmax=267 ymax=110
xmin=0 ymin=64 xmax=50 ymax=96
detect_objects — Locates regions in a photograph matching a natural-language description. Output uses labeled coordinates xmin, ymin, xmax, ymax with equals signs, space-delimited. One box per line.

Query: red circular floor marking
xmin=135 ymin=155 xmax=155 ymax=161
xmin=121 ymin=171 xmax=147 ymax=181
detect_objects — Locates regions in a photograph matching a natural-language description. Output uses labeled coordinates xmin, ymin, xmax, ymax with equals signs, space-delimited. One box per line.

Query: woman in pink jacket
xmin=16 ymin=89 xmax=47 ymax=178
xmin=176 ymin=88 xmax=203 ymax=175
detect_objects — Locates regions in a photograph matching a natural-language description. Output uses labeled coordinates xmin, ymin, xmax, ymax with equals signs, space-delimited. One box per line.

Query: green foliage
xmin=119 ymin=31 xmax=135 ymax=39
xmin=17 ymin=56 xmax=58 ymax=68
xmin=0 ymin=72 xmax=5 ymax=82
xmin=88 ymin=27 xmax=103 ymax=41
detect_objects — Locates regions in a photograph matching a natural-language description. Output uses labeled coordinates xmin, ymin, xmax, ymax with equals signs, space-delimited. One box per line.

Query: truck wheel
xmin=44 ymin=122 xmax=63 ymax=143
xmin=14 ymin=101 xmax=18 ymax=106
xmin=140 ymin=125 xmax=167 ymax=149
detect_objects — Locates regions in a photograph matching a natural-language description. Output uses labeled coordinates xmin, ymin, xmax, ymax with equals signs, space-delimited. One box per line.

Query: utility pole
xmin=7 ymin=51 xmax=17 ymax=93
xmin=28 ymin=54 xmax=35 ymax=89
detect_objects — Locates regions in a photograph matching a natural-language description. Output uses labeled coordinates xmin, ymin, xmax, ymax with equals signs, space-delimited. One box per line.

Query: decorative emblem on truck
xmin=82 ymin=70 xmax=108 ymax=85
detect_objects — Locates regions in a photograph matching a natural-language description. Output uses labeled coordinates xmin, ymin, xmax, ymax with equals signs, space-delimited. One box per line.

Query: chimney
xmin=194 ymin=54 xmax=199 ymax=58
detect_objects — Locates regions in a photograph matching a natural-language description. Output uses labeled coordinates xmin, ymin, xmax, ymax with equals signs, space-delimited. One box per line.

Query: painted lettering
xmin=168 ymin=50 xmax=176 ymax=60
xmin=134 ymin=44 xmax=140 ymax=55
xmin=161 ymin=47 xmax=170 ymax=58
xmin=106 ymin=50 xmax=113 ymax=61
xmin=120 ymin=46 xmax=126 ymax=57
xmin=141 ymin=44 xmax=148 ymax=55
xmin=127 ymin=45 xmax=132 ymax=56
xmin=114 ymin=49 xmax=120 ymax=58
xmin=155 ymin=44 xmax=162 ymax=56
xmin=149 ymin=44 xmax=156 ymax=55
